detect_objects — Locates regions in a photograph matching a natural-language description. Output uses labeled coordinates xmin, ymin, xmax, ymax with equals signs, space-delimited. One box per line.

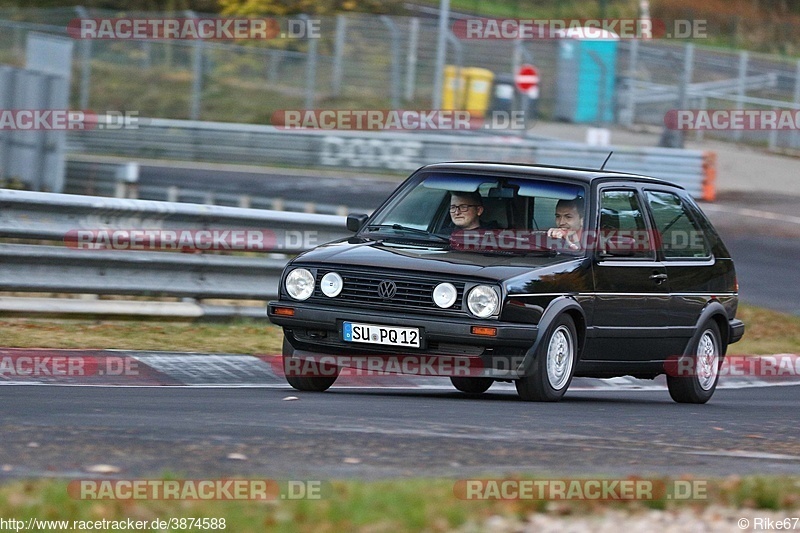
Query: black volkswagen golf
xmin=268 ymin=162 xmax=744 ymax=403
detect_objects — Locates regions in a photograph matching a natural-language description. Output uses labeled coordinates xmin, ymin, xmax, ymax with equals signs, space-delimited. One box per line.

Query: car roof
xmin=420 ymin=161 xmax=684 ymax=190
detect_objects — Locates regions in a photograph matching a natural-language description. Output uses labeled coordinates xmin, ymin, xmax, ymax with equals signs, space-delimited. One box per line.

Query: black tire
xmin=450 ymin=376 xmax=493 ymax=394
xmin=667 ymin=320 xmax=723 ymax=404
xmin=282 ymin=337 xmax=338 ymax=392
xmin=515 ymin=314 xmax=578 ymax=402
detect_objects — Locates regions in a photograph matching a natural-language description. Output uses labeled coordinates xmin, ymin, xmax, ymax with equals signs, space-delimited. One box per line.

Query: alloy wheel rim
xmin=696 ymin=329 xmax=719 ymax=391
xmin=547 ymin=325 xmax=573 ymax=390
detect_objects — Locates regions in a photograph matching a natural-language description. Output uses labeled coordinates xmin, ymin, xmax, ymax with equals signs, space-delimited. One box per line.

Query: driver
xmin=449 ymin=192 xmax=485 ymax=230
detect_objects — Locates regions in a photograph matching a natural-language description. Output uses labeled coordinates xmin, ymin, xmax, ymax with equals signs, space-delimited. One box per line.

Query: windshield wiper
xmin=366 ymin=224 xmax=450 ymax=243
xmin=464 ymin=248 xmax=559 ymax=257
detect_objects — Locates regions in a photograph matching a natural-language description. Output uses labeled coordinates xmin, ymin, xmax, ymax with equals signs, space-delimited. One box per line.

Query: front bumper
xmin=268 ymin=301 xmax=538 ymax=377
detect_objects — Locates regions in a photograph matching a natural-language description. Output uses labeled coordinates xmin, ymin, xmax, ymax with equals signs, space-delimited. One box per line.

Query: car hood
xmin=292 ymin=237 xmax=578 ymax=282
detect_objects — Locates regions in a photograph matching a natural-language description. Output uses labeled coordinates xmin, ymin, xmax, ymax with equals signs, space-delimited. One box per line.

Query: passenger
xmin=547 ymin=198 xmax=584 ymax=250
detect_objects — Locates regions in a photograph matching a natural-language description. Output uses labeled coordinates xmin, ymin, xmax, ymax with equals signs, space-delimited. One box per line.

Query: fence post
xmin=405 ymin=17 xmax=419 ymax=102
xmin=303 ymin=15 xmax=318 ymax=110
xmin=75 ymin=6 xmax=91 ymax=110
xmin=267 ymin=49 xmax=280 ymax=82
xmin=622 ymin=39 xmax=638 ymax=127
xmin=696 ymin=95 xmax=707 ymax=141
xmin=660 ymin=43 xmax=693 ymax=148
xmin=432 ymin=0 xmax=450 ymax=110
xmin=141 ymin=41 xmax=151 ymax=69
xmin=167 ymin=186 xmax=179 ymax=202
xmin=331 ymin=14 xmax=346 ymax=97
xmin=380 ymin=16 xmax=401 ymax=110
xmin=733 ymin=51 xmax=748 ymax=143
xmin=446 ymin=31 xmax=463 ymax=110
xmin=768 ymin=108 xmax=779 ymax=151
xmin=187 ymin=11 xmax=203 ymax=120
xmin=13 ymin=24 xmax=24 ymax=56
xmin=792 ymin=60 xmax=800 ymax=150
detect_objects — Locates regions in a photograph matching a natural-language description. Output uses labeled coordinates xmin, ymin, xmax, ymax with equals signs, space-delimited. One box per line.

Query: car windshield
xmin=364 ymin=172 xmax=587 ymax=254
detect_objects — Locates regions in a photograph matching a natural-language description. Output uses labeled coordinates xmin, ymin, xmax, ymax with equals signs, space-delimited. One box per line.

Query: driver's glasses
xmin=449 ymin=204 xmax=478 ymax=213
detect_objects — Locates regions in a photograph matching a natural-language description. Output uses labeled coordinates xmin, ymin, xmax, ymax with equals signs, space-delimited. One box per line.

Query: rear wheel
xmin=450 ymin=376 xmax=493 ymax=394
xmin=282 ymin=337 xmax=338 ymax=392
xmin=667 ymin=320 xmax=722 ymax=404
xmin=515 ymin=314 xmax=577 ymax=402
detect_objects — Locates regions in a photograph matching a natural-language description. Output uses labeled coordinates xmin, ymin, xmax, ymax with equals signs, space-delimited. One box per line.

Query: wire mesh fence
xmin=2 ymin=7 xmax=800 ymax=151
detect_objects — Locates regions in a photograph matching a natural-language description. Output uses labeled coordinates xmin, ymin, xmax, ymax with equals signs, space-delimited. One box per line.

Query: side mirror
xmin=346 ymin=213 xmax=369 ymax=233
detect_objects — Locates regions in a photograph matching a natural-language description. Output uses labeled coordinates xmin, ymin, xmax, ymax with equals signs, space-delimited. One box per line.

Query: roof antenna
xmin=600 ymin=151 xmax=613 ymax=171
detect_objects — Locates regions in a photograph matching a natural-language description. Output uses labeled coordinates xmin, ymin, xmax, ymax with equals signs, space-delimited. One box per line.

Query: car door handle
xmin=649 ymin=273 xmax=668 ymax=283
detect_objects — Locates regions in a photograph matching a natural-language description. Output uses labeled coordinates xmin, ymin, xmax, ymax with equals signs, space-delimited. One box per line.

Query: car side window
xmin=645 ymin=191 xmax=711 ymax=259
xmin=532 ymin=197 xmax=559 ymax=230
xmin=599 ymin=189 xmax=654 ymax=259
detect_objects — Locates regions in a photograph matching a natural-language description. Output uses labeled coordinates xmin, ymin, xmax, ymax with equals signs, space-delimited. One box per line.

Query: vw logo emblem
xmin=377 ymin=280 xmax=397 ymax=299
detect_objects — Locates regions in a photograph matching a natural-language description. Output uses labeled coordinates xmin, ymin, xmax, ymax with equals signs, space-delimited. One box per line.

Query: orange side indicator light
xmin=273 ymin=307 xmax=295 ymax=317
xmin=471 ymin=326 xmax=497 ymax=337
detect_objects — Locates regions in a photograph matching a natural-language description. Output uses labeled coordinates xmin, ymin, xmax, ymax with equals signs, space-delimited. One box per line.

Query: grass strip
xmin=1 ymin=476 xmax=799 ymax=532
xmin=0 ymin=303 xmax=797 ymax=355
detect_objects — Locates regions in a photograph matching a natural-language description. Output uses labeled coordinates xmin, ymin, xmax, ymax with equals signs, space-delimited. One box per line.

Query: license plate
xmin=343 ymin=322 xmax=420 ymax=348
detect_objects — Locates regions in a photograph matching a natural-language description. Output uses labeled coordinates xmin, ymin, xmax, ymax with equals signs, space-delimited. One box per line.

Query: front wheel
xmin=282 ymin=337 xmax=339 ymax=392
xmin=515 ymin=314 xmax=578 ymax=402
xmin=450 ymin=376 xmax=493 ymax=394
xmin=667 ymin=320 xmax=723 ymax=404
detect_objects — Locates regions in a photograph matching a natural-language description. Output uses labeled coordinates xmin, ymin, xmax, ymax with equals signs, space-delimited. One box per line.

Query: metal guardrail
xmin=630 ymin=74 xmax=778 ymax=105
xmin=67 ymin=117 xmax=716 ymax=201
xmin=63 ymin=157 xmax=369 ymax=215
xmin=0 ymin=189 xmax=351 ymax=316
xmin=0 ymin=188 xmax=349 ymax=243
xmin=0 ymin=243 xmax=285 ymax=300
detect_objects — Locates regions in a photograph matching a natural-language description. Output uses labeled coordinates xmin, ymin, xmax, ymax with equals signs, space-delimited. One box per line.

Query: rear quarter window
xmin=645 ymin=191 xmax=711 ymax=259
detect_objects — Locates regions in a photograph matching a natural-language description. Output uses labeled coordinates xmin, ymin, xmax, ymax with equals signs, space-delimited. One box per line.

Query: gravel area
xmin=464 ymin=506 xmax=800 ymax=532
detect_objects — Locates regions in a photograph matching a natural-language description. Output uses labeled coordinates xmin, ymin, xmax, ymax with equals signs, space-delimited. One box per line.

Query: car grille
xmin=312 ymin=269 xmax=465 ymax=313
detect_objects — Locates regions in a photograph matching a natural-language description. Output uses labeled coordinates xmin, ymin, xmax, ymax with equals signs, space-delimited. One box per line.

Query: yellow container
xmin=442 ymin=65 xmax=465 ymax=110
xmin=441 ymin=66 xmax=494 ymax=118
xmin=462 ymin=67 xmax=494 ymax=118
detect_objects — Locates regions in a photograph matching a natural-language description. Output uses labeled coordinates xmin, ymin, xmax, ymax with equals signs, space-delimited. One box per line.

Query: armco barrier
xmin=0 ymin=189 xmax=351 ymax=316
xmin=0 ymin=189 xmax=349 ymax=243
xmin=67 ymin=118 xmax=716 ymax=201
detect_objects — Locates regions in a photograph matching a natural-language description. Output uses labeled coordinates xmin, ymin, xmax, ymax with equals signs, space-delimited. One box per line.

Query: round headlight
xmin=433 ymin=282 xmax=457 ymax=308
xmin=320 ymin=272 xmax=343 ymax=297
xmin=285 ymin=268 xmax=314 ymax=301
xmin=467 ymin=285 xmax=499 ymax=318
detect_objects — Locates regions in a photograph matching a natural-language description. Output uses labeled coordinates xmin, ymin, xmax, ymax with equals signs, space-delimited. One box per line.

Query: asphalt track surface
xmin=2 ymin=384 xmax=799 ymax=479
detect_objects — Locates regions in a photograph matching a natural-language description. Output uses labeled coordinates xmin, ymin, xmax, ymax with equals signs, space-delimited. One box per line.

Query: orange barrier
xmin=702 ymin=151 xmax=717 ymax=202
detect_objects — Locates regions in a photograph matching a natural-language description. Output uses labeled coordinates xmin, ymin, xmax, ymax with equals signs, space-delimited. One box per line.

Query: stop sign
xmin=515 ymin=64 xmax=539 ymax=97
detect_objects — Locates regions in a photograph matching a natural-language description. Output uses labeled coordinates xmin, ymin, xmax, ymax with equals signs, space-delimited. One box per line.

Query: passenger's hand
xmin=547 ymin=228 xmax=581 ymax=250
